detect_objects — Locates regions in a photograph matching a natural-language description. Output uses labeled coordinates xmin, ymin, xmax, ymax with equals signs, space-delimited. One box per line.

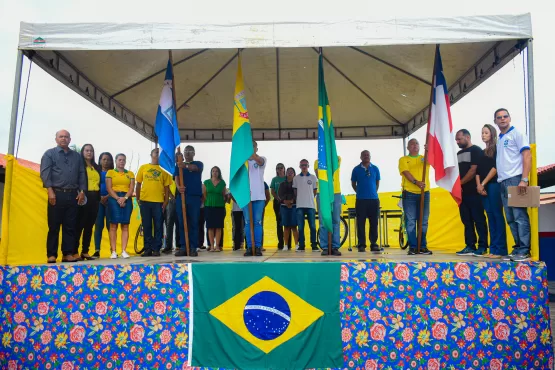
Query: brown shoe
xmin=47 ymin=256 xmax=57 ymax=263
xmin=62 ymin=255 xmax=79 ymax=263
xmin=73 ymin=254 xmax=84 ymax=261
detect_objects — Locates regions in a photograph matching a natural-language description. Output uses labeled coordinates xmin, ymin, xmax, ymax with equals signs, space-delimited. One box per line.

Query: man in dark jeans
xmin=270 ymin=164 xmax=287 ymax=249
xmin=40 ymin=129 xmax=87 ymax=263
xmin=455 ymin=129 xmax=488 ymax=256
xmin=161 ymin=192 xmax=180 ymax=254
xmin=351 ymin=150 xmax=382 ymax=253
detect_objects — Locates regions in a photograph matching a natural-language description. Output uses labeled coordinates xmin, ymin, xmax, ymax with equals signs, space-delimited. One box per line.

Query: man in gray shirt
xmin=40 ymin=130 xmax=86 ymax=263
xmin=293 ymin=159 xmax=318 ymax=251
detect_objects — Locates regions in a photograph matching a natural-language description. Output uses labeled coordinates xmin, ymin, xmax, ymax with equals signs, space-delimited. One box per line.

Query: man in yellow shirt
xmin=398 ymin=139 xmax=432 ymax=256
xmin=314 ymin=156 xmax=342 ymax=256
xmin=136 ymin=148 xmax=172 ymax=257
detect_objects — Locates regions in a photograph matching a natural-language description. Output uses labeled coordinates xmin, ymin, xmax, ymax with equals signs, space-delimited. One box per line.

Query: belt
xmin=53 ymin=188 xmax=78 ymax=193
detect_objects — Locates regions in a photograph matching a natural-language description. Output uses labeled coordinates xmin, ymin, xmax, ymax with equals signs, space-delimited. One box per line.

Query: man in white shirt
xmin=293 ymin=159 xmax=318 ymax=251
xmin=494 ymin=108 xmax=532 ymax=262
xmin=242 ymin=140 xmax=266 ymax=256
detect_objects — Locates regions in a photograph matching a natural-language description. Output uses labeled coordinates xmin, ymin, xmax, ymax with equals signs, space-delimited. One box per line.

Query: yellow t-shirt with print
xmin=136 ymin=164 xmax=172 ymax=203
xmin=314 ymin=156 xmax=341 ymax=194
xmin=87 ymin=166 xmax=100 ymax=191
xmin=106 ymin=169 xmax=135 ymax=193
xmin=398 ymin=155 xmax=430 ymax=194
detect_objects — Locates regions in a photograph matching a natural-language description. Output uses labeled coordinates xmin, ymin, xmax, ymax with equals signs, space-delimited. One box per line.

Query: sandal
xmin=214 ymin=247 xmax=222 ymax=252
xmin=47 ymin=256 xmax=57 ymax=264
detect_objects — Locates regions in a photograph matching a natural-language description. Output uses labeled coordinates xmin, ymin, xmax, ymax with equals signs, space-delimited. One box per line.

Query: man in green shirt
xmin=270 ymin=163 xmax=287 ymax=249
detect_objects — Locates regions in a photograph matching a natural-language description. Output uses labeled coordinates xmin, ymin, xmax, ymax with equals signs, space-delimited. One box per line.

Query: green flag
xmin=189 ymin=263 xmax=342 ymax=369
xmin=317 ymin=52 xmax=339 ymax=232
xmin=229 ymin=55 xmax=254 ymax=209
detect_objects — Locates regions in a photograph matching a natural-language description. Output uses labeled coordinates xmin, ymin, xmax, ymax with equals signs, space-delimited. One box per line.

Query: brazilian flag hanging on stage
xmin=317 ymin=51 xmax=339 ymax=233
xmin=189 ymin=264 xmax=342 ymax=369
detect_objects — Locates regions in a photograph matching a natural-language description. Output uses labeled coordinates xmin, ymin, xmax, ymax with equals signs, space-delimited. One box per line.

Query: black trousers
xmin=199 ymin=207 xmax=205 ymax=247
xmin=273 ymin=199 xmax=284 ymax=248
xmin=164 ymin=198 xmax=180 ymax=250
xmin=232 ymin=211 xmax=245 ymax=249
xmin=75 ymin=191 xmax=100 ymax=255
xmin=355 ymin=199 xmax=380 ymax=248
xmin=459 ymin=194 xmax=488 ymax=250
xmin=47 ymin=191 xmax=79 ymax=258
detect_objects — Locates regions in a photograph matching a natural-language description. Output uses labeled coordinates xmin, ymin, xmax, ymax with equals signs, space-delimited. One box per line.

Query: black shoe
xmin=370 ymin=245 xmax=383 ymax=253
xmin=161 ymin=246 xmax=173 ymax=254
xmin=189 ymin=250 xmax=198 ymax=257
xmin=331 ymin=249 xmax=342 ymax=256
xmin=311 ymin=247 xmax=320 ymax=252
xmin=408 ymin=249 xmax=418 ymax=255
xmin=511 ymin=253 xmax=531 ymax=262
xmin=174 ymin=249 xmax=187 ymax=257
xmin=244 ymin=249 xmax=253 ymax=257
xmin=473 ymin=248 xmax=488 ymax=256
xmin=296 ymin=247 xmax=306 ymax=252
xmin=255 ymin=248 xmax=263 ymax=256
xmin=92 ymin=251 xmax=100 ymax=258
xmin=456 ymin=246 xmax=477 ymax=256
xmin=141 ymin=250 xmax=153 ymax=257
xmin=199 ymin=245 xmax=207 ymax=250
xmin=152 ymin=250 xmax=161 ymax=257
xmin=358 ymin=246 xmax=366 ymax=252
xmin=419 ymin=247 xmax=433 ymax=255
xmin=321 ymin=249 xmax=329 ymax=256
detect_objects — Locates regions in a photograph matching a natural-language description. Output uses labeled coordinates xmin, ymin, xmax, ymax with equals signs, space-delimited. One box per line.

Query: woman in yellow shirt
xmin=74 ymin=144 xmax=101 ymax=261
xmin=106 ymin=153 xmax=135 ymax=259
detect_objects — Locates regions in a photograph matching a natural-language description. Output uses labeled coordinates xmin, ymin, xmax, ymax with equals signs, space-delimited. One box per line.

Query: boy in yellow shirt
xmin=136 ymin=148 xmax=172 ymax=257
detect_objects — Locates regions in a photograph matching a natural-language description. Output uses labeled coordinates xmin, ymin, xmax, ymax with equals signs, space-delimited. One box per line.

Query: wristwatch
xmin=412 ymin=179 xmax=417 ymax=184
xmin=522 ymin=177 xmax=529 ymax=183
xmin=124 ymin=196 xmax=129 ymax=200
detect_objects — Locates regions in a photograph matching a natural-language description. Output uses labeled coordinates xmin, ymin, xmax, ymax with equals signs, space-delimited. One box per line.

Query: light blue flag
xmin=154 ymin=60 xmax=181 ymax=174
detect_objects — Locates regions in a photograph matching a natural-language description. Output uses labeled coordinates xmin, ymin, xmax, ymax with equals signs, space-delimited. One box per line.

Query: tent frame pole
xmin=526 ymin=39 xmax=539 ymax=260
xmin=402 ymin=137 xmax=407 ymax=156
xmin=7 ymin=50 xmax=24 ymax=155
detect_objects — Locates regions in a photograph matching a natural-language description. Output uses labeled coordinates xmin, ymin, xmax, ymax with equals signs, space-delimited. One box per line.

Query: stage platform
xmin=1 ymin=250 xmax=553 ymax=369
xmin=33 ymin=248 xmax=513 ymax=266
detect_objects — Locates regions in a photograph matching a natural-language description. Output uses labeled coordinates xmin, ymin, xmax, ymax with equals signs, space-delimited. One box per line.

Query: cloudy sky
xmin=0 ymin=0 xmax=553 ymax=193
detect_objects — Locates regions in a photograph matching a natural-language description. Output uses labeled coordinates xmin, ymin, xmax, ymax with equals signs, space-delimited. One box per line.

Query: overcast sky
xmin=1 ymin=0 xmax=553 ymax=194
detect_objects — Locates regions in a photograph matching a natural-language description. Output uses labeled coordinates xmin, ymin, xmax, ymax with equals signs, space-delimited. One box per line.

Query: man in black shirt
xmin=455 ymin=129 xmax=488 ymax=256
xmin=40 ymin=130 xmax=87 ymax=263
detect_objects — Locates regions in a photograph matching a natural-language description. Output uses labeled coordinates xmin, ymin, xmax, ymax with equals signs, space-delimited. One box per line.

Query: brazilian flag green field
xmin=190 ymin=263 xmax=342 ymax=369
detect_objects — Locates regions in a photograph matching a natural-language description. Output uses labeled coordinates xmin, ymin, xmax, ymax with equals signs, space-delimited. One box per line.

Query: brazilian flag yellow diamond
xmin=209 ymin=276 xmax=324 ymax=354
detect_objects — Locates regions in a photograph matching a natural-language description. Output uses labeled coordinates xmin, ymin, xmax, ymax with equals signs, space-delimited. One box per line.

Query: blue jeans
xmin=296 ymin=208 xmax=317 ymax=248
xmin=403 ymin=191 xmax=430 ymax=250
xmin=139 ymin=201 xmax=164 ymax=252
xmin=481 ymin=182 xmax=508 ymax=255
xmin=242 ymin=200 xmax=265 ymax=249
xmin=176 ymin=194 xmax=201 ymax=252
xmin=317 ymin=194 xmax=342 ymax=249
xmin=500 ymin=175 xmax=531 ymax=254
xmin=94 ymin=202 xmax=110 ymax=252
xmin=459 ymin=194 xmax=488 ymax=250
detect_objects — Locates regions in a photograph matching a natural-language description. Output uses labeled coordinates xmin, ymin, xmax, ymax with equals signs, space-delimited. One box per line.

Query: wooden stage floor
xmin=48 ymin=247 xmax=512 ymax=266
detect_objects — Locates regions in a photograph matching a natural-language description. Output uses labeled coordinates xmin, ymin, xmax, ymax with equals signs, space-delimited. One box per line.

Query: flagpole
xmin=169 ymin=50 xmax=191 ymax=257
xmin=417 ymin=44 xmax=439 ymax=254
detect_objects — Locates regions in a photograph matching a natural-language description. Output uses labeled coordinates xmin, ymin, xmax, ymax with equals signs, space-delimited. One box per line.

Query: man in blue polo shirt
xmin=174 ymin=146 xmax=203 ymax=257
xmin=351 ymin=150 xmax=382 ymax=253
xmin=494 ymin=108 xmax=532 ymax=262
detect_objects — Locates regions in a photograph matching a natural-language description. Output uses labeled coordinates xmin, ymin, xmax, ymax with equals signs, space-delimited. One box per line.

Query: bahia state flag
xmin=229 ymin=55 xmax=254 ymax=209
xmin=427 ymin=45 xmax=462 ymax=205
xmin=317 ymin=52 xmax=339 ymax=233
xmin=154 ymin=60 xmax=181 ymax=175
xmin=188 ymin=264 xmax=342 ymax=369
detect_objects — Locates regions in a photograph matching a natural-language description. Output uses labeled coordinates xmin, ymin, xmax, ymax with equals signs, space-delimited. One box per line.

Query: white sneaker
xmin=110 ymin=252 xmax=118 ymax=259
xmin=121 ymin=251 xmax=130 ymax=259
xmin=282 ymin=245 xmax=288 ymax=251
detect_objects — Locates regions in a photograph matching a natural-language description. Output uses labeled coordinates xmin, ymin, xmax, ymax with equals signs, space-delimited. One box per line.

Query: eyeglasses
xmin=365 ymin=168 xmax=371 ymax=177
xmin=496 ymin=115 xmax=509 ymax=120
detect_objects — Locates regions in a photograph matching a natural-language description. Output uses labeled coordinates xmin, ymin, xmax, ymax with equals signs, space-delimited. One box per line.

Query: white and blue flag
xmin=154 ymin=60 xmax=181 ymax=174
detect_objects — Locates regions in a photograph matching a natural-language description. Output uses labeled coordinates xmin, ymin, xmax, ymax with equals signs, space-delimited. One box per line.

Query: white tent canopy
xmin=16 ymin=14 xmax=533 ymax=142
